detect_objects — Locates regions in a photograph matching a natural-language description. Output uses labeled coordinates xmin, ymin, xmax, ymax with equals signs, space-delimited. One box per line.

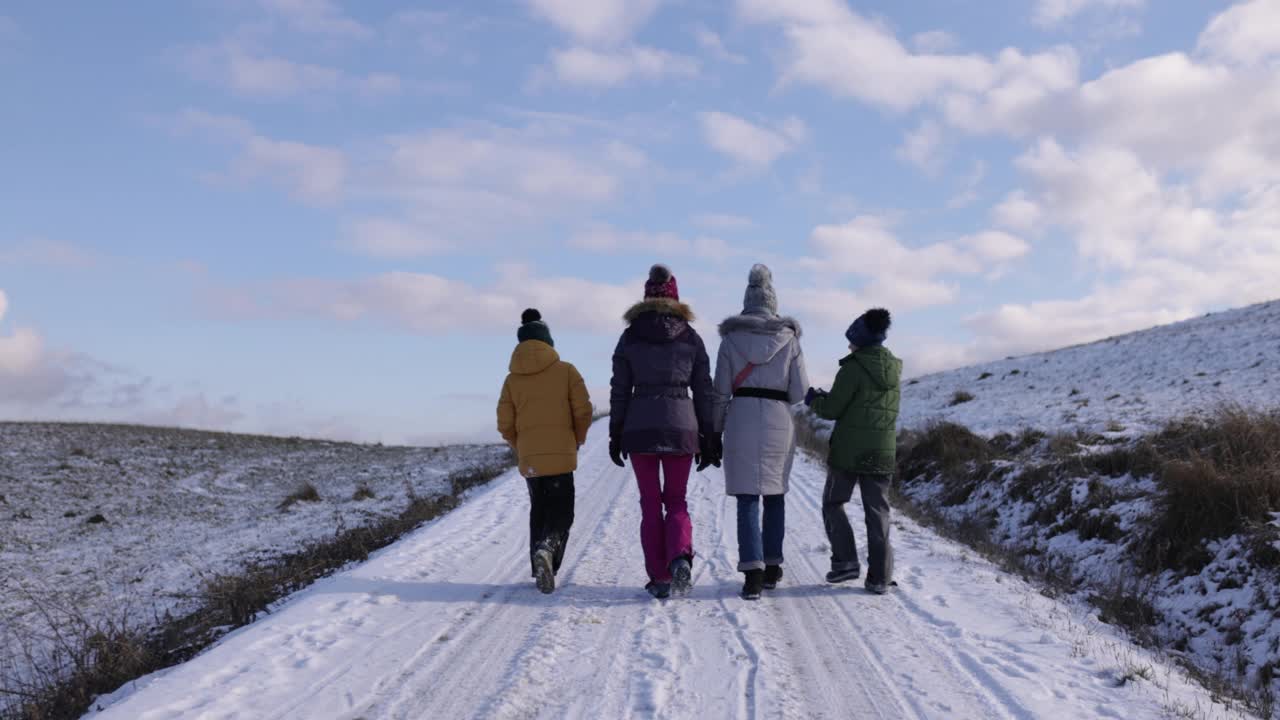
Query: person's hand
xmin=697 ymin=433 xmax=722 ymax=472
xmin=609 ymin=437 xmax=627 ymax=467
xmin=804 ymin=387 xmax=826 ymax=407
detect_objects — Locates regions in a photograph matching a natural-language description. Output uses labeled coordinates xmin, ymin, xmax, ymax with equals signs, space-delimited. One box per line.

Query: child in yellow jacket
xmin=497 ymin=309 xmax=593 ymax=594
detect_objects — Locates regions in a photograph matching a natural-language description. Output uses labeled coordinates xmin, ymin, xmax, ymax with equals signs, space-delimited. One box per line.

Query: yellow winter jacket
xmin=497 ymin=341 xmax=593 ymax=478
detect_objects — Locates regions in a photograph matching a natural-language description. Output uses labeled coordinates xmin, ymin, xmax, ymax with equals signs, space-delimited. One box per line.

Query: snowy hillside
xmin=896 ymin=298 xmax=1280 ymax=437
xmin=0 ymin=422 xmax=510 ymax=702
xmin=791 ymin=297 xmax=1280 ymax=716
xmin=86 ymin=427 xmax=1241 ymax=720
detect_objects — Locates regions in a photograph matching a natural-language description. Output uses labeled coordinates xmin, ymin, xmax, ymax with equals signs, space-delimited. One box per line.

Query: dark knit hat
xmin=643 ymin=264 xmax=679 ymax=301
xmin=517 ymin=308 xmax=554 ymax=347
xmin=846 ymin=308 xmax=891 ymax=348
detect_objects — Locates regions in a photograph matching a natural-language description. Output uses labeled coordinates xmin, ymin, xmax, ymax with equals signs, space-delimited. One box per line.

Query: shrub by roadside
xmin=795 ymin=405 xmax=1280 ymax=718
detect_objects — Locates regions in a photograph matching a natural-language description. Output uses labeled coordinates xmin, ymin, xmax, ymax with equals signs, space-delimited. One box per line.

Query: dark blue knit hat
xmin=845 ymin=308 xmax=891 ymax=348
xmin=517 ymin=308 xmax=554 ymax=347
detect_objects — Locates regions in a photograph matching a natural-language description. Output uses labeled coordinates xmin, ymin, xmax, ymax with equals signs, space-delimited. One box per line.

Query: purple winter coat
xmin=609 ymin=298 xmax=714 ymax=456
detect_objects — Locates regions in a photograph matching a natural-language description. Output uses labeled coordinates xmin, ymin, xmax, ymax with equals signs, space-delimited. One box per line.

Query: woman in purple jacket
xmin=609 ymin=264 xmax=719 ymax=599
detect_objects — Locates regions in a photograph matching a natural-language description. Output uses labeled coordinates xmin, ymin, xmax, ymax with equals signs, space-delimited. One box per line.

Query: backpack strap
xmin=731 ymin=362 xmax=756 ymax=392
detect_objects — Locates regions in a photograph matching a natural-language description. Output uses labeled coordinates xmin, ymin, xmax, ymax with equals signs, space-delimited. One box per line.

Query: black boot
xmin=533 ymin=547 xmax=555 ymax=594
xmin=763 ymin=565 xmax=783 ymax=590
xmin=645 ymin=581 xmax=671 ymax=600
xmin=741 ymin=569 xmax=764 ymax=600
xmin=826 ymin=566 xmax=861 ymax=584
xmin=669 ymin=556 xmax=693 ymax=597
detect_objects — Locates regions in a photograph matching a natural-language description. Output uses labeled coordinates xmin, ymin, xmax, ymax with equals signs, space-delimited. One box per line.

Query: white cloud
xmin=696 ymin=28 xmax=747 ymax=64
xmin=964 ymin=138 xmax=1280 ymax=362
xmin=739 ymin=0 xmax=1080 ymax=116
xmin=569 ymin=225 xmax=737 ymax=262
xmin=327 ymin=121 xmax=648 ymax=256
xmin=1198 ymin=0 xmax=1280 ymax=67
xmin=912 ymin=30 xmax=957 ymax=54
xmin=1015 ymin=139 xmax=1220 ymax=268
xmin=240 ymin=136 xmax=346 ymax=203
xmin=1048 ymin=53 xmax=1274 ymax=187
xmin=700 ymin=112 xmax=807 ymax=170
xmin=898 ymin=119 xmax=943 ymax=173
xmin=257 ymin=0 xmax=372 ymax=39
xmin=186 ymin=42 xmax=400 ymax=99
xmin=738 ymin=0 xmax=991 ymax=111
xmin=948 ymin=159 xmax=988 ymax=208
xmin=387 ymin=127 xmax=622 ymax=204
xmin=991 ymin=190 xmax=1043 ymax=231
xmin=175 ymin=109 xmax=346 ymax=204
xmin=936 ymin=44 xmax=1280 ymax=200
xmin=221 ymin=269 xmax=639 ymax=336
xmin=1032 ymin=0 xmax=1144 ymax=28
xmin=527 ymin=0 xmax=662 ymax=45
xmin=794 ymin=216 xmax=1032 ymax=318
xmin=939 ymin=46 xmax=1079 ymax=135
xmin=0 ymin=289 xmax=93 ymax=406
xmin=547 ymin=45 xmax=698 ymax=87
xmin=693 ymin=213 xmax=755 ymax=230
xmin=960 ymin=231 xmax=1031 ymax=263
xmin=343 ymin=219 xmax=449 ymax=259
xmin=804 ymin=216 xmax=978 ymax=278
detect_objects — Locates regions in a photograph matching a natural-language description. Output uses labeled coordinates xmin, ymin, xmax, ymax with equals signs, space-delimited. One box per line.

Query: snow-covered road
xmin=88 ymin=427 xmax=1235 ymax=719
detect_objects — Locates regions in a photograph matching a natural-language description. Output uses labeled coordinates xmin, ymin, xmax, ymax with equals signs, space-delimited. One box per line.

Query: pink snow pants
xmin=631 ymin=453 xmax=694 ymax=583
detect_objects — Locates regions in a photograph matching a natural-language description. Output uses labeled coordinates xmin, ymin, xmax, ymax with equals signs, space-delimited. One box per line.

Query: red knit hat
xmin=644 ymin=264 xmax=679 ymax=300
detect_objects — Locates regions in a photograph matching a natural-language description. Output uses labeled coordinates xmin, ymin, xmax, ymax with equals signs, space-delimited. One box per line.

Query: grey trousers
xmin=822 ymin=468 xmax=894 ymax=584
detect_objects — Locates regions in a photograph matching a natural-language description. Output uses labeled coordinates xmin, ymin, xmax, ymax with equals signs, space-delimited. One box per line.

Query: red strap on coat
xmin=731 ymin=363 xmax=756 ymax=391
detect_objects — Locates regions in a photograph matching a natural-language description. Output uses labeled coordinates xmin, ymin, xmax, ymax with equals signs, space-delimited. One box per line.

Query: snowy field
xmin=87 ymin=427 xmax=1242 ymax=720
xmin=0 ymin=422 xmax=509 ymax=684
xmin=894 ymin=298 xmax=1280 ymax=437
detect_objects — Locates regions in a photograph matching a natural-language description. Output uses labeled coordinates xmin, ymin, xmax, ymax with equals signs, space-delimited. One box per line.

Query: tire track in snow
xmin=366 ymin=444 xmax=645 ymax=719
xmin=785 ymin=457 xmax=1036 ymax=720
xmin=270 ymin=476 xmax=536 ymax=719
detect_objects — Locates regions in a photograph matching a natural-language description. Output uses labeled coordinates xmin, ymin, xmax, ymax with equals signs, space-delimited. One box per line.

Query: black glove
xmin=804 ymin=387 xmax=826 ymax=407
xmin=696 ymin=433 xmax=723 ymax=472
xmin=609 ymin=437 xmax=627 ymax=467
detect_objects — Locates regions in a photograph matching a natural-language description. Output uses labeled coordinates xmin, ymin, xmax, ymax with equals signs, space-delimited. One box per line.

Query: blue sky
xmin=3 ymin=0 xmax=1279 ymax=444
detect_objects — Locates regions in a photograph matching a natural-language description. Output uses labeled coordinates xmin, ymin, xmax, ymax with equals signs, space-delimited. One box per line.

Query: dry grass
xmin=277 ymin=482 xmax=321 ymax=511
xmin=1137 ymin=408 xmax=1280 ymax=572
xmin=792 ymin=404 xmax=1280 ymax=718
xmin=948 ymin=390 xmax=976 ymax=406
xmin=898 ymin=421 xmax=991 ymax=477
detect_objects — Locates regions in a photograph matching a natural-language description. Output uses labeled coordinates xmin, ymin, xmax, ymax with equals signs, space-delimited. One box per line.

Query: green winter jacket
xmin=811 ymin=345 xmax=902 ymax=475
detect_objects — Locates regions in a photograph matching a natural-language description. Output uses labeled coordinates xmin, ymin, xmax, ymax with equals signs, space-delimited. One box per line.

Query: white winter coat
xmin=712 ymin=314 xmax=809 ymax=496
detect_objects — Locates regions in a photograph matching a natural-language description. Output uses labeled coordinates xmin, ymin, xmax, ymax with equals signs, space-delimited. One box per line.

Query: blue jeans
xmin=736 ymin=494 xmax=785 ymax=572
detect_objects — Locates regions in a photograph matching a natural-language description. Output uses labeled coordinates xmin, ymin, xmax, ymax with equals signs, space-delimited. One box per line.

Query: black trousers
xmin=527 ymin=473 xmax=575 ymax=577
xmin=822 ymin=468 xmax=894 ymax=585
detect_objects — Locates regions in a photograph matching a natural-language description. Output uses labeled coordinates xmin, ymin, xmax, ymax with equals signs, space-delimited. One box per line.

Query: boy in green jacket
xmin=804 ymin=308 xmax=902 ymax=594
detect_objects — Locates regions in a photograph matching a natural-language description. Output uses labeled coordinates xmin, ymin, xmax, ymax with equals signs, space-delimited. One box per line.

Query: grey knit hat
xmin=742 ymin=264 xmax=778 ymax=316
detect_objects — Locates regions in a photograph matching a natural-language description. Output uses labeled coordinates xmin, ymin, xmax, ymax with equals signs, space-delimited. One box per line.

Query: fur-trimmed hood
xmin=623 ymin=298 xmax=695 ymax=344
xmin=623 ymin=298 xmax=695 ymax=323
xmin=719 ymin=313 xmax=802 ymax=365
xmin=717 ymin=313 xmax=802 ymax=339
